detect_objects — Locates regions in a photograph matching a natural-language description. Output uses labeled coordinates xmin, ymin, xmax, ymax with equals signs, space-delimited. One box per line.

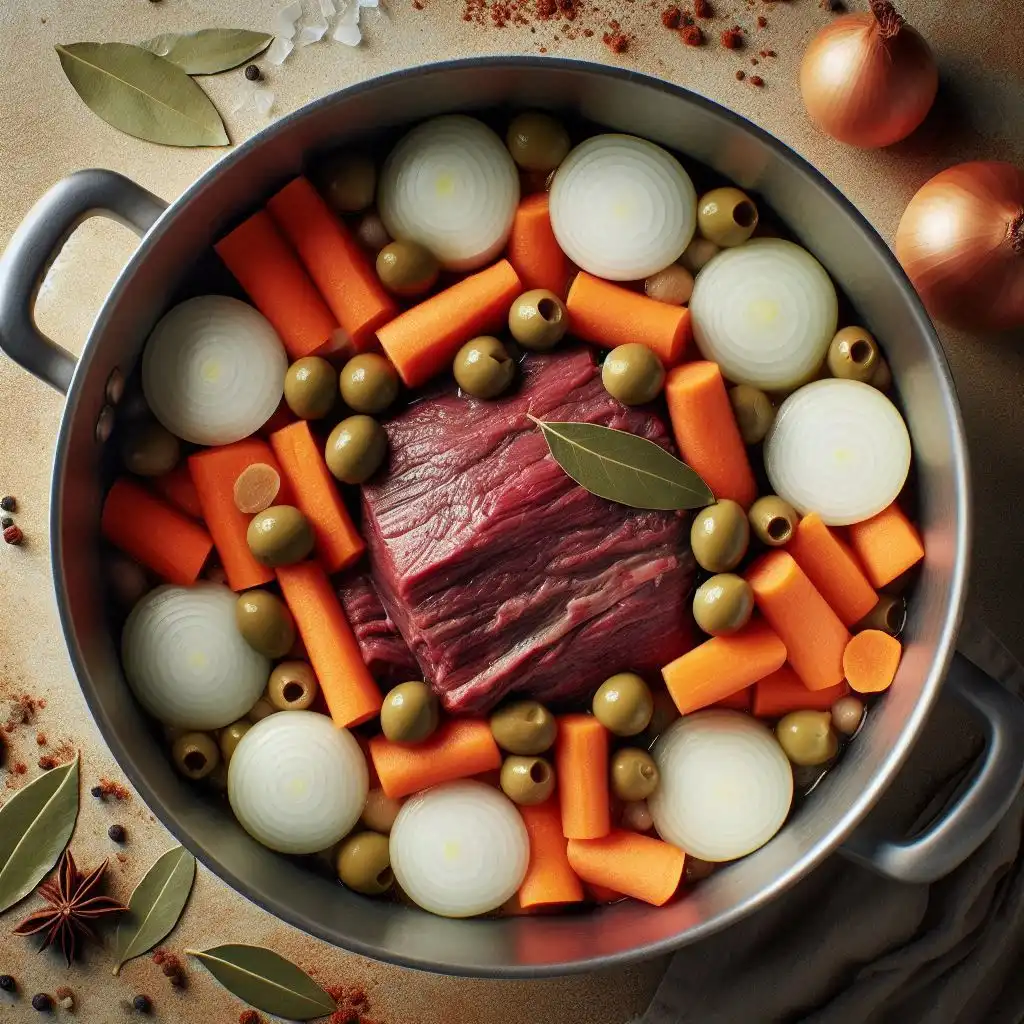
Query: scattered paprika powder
xmin=721 ymin=25 xmax=743 ymax=48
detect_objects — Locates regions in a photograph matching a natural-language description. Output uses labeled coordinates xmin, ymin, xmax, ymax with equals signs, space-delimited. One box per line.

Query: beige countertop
xmin=0 ymin=1 xmax=1022 ymax=1021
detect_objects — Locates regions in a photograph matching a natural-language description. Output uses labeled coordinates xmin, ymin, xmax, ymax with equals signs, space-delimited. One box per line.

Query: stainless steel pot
xmin=2 ymin=58 xmax=1023 ymax=978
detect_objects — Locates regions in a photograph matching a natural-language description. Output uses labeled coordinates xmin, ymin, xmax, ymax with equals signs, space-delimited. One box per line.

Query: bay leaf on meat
xmin=55 ymin=42 xmax=229 ymax=147
xmin=0 ymin=757 xmax=79 ymax=914
xmin=139 ymin=28 xmax=273 ymax=75
xmin=187 ymin=944 xmax=337 ymax=1020
xmin=530 ymin=416 xmax=713 ymax=511
xmin=112 ymin=845 xmax=196 ymax=975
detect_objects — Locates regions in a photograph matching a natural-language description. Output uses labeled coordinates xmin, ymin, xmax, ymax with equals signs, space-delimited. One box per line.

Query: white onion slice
xmin=378 ymin=116 xmax=519 ymax=271
xmin=549 ymin=134 xmax=696 ymax=281
xmin=228 ymin=711 xmax=368 ymax=854
xmin=689 ymin=239 xmax=838 ymax=390
xmin=121 ymin=583 xmax=269 ymax=730
xmin=765 ymin=378 xmax=911 ymax=526
xmin=142 ymin=296 xmax=286 ymax=446
xmin=390 ymin=781 xmax=529 ymax=918
xmin=649 ymin=711 xmax=793 ymax=862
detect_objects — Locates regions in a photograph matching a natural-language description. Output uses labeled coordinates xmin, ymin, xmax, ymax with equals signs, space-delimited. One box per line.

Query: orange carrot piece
xmin=661 ymin=620 xmax=787 ymax=715
xmin=746 ymin=552 xmax=851 ymax=691
xmin=101 ymin=478 xmax=212 ymax=586
xmin=150 ymin=464 xmax=204 ymax=521
xmin=507 ymin=194 xmax=570 ymax=297
xmin=555 ymin=715 xmax=610 ymax=840
xmin=752 ymin=665 xmax=849 ymax=718
xmin=567 ymin=830 xmax=684 ymax=907
xmin=269 ymin=421 xmax=365 ymax=574
xmin=368 ymin=719 xmax=502 ymax=799
xmin=215 ymin=210 xmax=339 ymax=360
xmin=847 ymin=503 xmax=925 ymax=589
xmin=664 ymin=361 xmax=757 ymax=508
xmin=565 ymin=272 xmax=690 ymax=365
xmin=188 ymin=440 xmax=294 ymax=592
xmin=787 ymin=512 xmax=877 ymax=627
xmin=356 ymin=735 xmax=382 ymax=790
xmin=843 ymin=630 xmax=902 ymax=693
xmin=517 ymin=798 xmax=585 ymax=909
xmin=376 ymin=260 xmax=522 ymax=387
xmin=267 ymin=178 xmax=398 ymax=353
xmin=276 ymin=561 xmax=383 ymax=728
xmin=713 ymin=685 xmax=753 ymax=711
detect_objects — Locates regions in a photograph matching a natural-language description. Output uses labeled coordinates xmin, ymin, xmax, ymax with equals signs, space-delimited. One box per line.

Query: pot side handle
xmin=0 ymin=170 xmax=168 ymax=394
xmin=842 ymin=652 xmax=1024 ymax=884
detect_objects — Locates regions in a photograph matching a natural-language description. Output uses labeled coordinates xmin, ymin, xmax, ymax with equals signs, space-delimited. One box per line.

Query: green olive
xmin=284 ymin=357 xmax=337 ymax=420
xmin=489 ymin=701 xmax=557 ymax=755
xmin=831 ymin=695 xmax=865 ymax=737
xmin=171 ymin=732 xmax=220 ymax=781
xmin=267 ymin=660 xmax=320 ymax=711
xmin=336 ymin=831 xmax=393 ymax=895
xmin=361 ymin=787 xmax=403 ymax=834
xmin=592 ymin=673 xmax=654 ymax=737
xmin=246 ymin=505 xmax=315 ymax=567
xmin=506 ymin=112 xmax=570 ymax=172
xmin=339 ymin=353 xmax=400 ymax=415
xmin=325 ymin=415 xmax=387 ymax=484
xmin=235 ymin=590 xmax=295 ymax=659
xmin=827 ymin=327 xmax=880 ymax=383
xmin=776 ymin=710 xmax=839 ymax=766
xmin=218 ymin=720 xmax=251 ymax=765
xmin=856 ymin=595 xmax=906 ymax=637
xmin=380 ymin=681 xmax=439 ymax=743
xmin=749 ymin=495 xmax=798 ymax=547
xmin=601 ymin=344 xmax=666 ymax=405
xmin=690 ymin=500 xmax=750 ymax=573
xmin=375 ymin=240 xmax=439 ymax=298
xmin=692 ymin=574 xmax=754 ymax=637
xmin=508 ymin=289 xmax=568 ymax=351
xmin=610 ymin=748 xmax=660 ymax=801
xmin=315 ymin=152 xmax=376 ymax=214
xmin=500 ymin=755 xmax=555 ymax=806
xmin=453 ymin=336 xmax=515 ymax=399
xmin=120 ymin=420 xmax=180 ymax=477
xmin=871 ymin=356 xmax=892 ymax=392
xmin=697 ymin=187 xmax=759 ymax=247
xmin=247 ymin=697 xmax=276 ymax=723
xmin=679 ymin=237 xmax=720 ymax=273
xmin=728 ymin=385 xmax=775 ymax=445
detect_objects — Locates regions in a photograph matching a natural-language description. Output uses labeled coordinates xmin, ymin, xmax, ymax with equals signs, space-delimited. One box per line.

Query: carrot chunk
xmin=566 ymin=272 xmax=690 ymax=365
xmin=664 ymin=361 xmax=757 ymax=508
xmin=517 ymin=798 xmax=585 ymax=909
xmin=555 ymin=715 xmax=610 ymax=840
xmin=101 ymin=478 xmax=212 ymax=586
xmin=276 ymin=560 xmax=383 ymax=728
xmin=507 ymin=194 xmax=570 ymax=297
xmin=843 ymin=629 xmax=902 ymax=693
xmin=150 ymin=464 xmax=204 ymax=521
xmin=368 ymin=719 xmax=502 ymax=799
xmin=746 ymin=552 xmax=851 ymax=691
xmin=847 ymin=503 xmax=925 ymax=588
xmin=661 ymin=619 xmax=787 ymax=714
xmin=752 ymin=665 xmax=849 ymax=718
xmin=567 ymin=830 xmax=684 ymax=907
xmin=376 ymin=260 xmax=522 ymax=387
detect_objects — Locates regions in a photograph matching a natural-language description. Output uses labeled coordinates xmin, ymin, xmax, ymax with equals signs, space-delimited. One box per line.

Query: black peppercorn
xmin=108 ymin=823 xmax=127 ymax=843
xmin=91 ymin=785 xmax=104 ymax=799
xmin=0 ymin=516 xmax=12 ymax=529
xmin=0 ymin=975 xmax=16 ymax=992
xmin=0 ymin=497 xmax=16 ymax=513
xmin=244 ymin=64 xmax=261 ymax=81
xmin=133 ymin=994 xmax=153 ymax=1013
xmin=32 ymin=993 xmax=53 ymax=1011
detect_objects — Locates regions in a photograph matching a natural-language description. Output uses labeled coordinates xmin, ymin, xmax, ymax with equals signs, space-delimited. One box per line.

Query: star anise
xmin=13 ymin=849 xmax=128 ymax=965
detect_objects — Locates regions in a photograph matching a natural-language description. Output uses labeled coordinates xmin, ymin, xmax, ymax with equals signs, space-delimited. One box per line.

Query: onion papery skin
xmin=799 ymin=2 xmax=938 ymax=149
xmin=228 ymin=711 xmax=368 ymax=855
xmin=895 ymin=161 xmax=1024 ymax=332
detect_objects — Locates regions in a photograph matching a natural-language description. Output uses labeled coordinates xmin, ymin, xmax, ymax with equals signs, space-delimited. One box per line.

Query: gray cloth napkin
xmin=642 ymin=621 xmax=1024 ymax=1024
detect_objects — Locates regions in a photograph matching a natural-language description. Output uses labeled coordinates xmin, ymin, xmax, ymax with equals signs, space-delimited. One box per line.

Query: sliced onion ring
xmin=142 ymin=295 xmax=287 ymax=446
xmin=765 ymin=378 xmax=911 ymax=526
xmin=649 ymin=711 xmax=793 ymax=862
xmin=549 ymin=133 xmax=696 ymax=281
xmin=689 ymin=239 xmax=838 ymax=390
xmin=378 ymin=115 xmax=519 ymax=271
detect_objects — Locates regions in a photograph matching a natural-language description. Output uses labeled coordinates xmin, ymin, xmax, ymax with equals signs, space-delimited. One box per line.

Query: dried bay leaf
xmin=187 ymin=944 xmax=337 ymax=1020
xmin=55 ymin=42 xmax=229 ymax=148
xmin=112 ymin=845 xmax=196 ymax=974
xmin=530 ymin=416 xmax=713 ymax=511
xmin=139 ymin=29 xmax=273 ymax=75
xmin=0 ymin=757 xmax=79 ymax=914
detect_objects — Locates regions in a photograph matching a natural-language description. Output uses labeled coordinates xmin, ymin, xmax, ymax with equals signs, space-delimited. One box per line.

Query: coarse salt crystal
xmin=295 ymin=16 xmax=330 ymax=45
xmin=358 ymin=0 xmax=380 ymax=7
xmin=320 ymin=0 xmax=337 ymax=14
xmin=230 ymin=85 xmax=254 ymax=114
xmin=265 ymin=35 xmax=294 ymax=65
xmin=336 ymin=0 xmax=359 ymax=24
xmin=332 ymin=22 xmax=362 ymax=45
xmin=254 ymin=89 xmax=276 ymax=117
xmin=274 ymin=1 xmax=303 ymax=37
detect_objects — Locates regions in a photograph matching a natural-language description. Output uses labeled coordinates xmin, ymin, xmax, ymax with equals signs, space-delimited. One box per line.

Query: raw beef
xmin=337 ymin=572 xmax=419 ymax=687
xmin=361 ymin=347 xmax=694 ymax=713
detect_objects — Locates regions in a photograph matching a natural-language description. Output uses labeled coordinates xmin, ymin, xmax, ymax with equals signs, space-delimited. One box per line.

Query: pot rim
xmin=49 ymin=56 xmax=970 ymax=976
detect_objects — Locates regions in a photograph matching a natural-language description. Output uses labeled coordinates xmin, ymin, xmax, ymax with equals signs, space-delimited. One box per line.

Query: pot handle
xmin=0 ymin=170 xmax=167 ymax=394
xmin=842 ymin=652 xmax=1024 ymax=884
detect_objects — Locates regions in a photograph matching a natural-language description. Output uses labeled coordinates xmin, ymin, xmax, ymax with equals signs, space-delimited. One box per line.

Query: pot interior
xmin=51 ymin=59 xmax=967 ymax=975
